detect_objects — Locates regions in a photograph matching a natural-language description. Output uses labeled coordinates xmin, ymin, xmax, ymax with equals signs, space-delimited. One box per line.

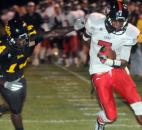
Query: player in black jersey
xmin=0 ymin=18 xmax=40 ymax=130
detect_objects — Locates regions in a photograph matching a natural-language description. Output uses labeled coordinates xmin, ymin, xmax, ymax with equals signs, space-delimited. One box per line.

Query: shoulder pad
xmin=85 ymin=13 xmax=105 ymax=35
xmin=123 ymin=24 xmax=140 ymax=46
xmin=88 ymin=12 xmax=106 ymax=20
xmin=126 ymin=24 xmax=140 ymax=38
xmin=87 ymin=13 xmax=106 ymax=25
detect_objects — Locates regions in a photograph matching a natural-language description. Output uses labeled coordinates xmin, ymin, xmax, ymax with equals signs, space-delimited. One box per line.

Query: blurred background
xmin=0 ymin=0 xmax=142 ymax=75
xmin=0 ymin=0 xmax=142 ymax=130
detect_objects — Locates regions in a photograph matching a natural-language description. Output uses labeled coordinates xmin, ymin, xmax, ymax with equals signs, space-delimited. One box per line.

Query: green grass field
xmin=0 ymin=64 xmax=142 ymax=130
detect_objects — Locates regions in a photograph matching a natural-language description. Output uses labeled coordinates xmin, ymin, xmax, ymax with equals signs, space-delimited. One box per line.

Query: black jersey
xmin=0 ymin=37 xmax=36 ymax=81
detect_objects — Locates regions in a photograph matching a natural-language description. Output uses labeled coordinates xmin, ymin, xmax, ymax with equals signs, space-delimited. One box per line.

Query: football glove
xmin=4 ymin=81 xmax=23 ymax=91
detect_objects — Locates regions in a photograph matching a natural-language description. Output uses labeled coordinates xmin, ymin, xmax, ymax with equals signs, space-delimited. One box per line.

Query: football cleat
xmin=95 ymin=120 xmax=105 ymax=130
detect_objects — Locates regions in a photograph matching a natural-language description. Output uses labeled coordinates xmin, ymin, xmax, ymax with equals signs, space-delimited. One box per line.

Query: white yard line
xmin=0 ymin=119 xmax=140 ymax=128
xmin=67 ymin=99 xmax=96 ymax=102
xmin=56 ymin=65 xmax=90 ymax=84
xmin=106 ymin=124 xmax=141 ymax=128
xmin=79 ymin=107 xmax=100 ymax=110
xmin=79 ymin=107 xmax=124 ymax=111
xmin=83 ymin=112 xmax=126 ymax=116
xmin=73 ymin=103 xmax=96 ymax=107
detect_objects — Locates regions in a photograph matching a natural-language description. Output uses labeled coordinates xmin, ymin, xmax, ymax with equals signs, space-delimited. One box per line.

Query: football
xmin=107 ymin=49 xmax=116 ymax=60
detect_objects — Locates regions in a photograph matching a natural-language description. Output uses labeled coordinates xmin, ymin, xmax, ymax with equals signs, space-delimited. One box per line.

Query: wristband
xmin=104 ymin=59 xmax=113 ymax=66
xmin=104 ymin=59 xmax=121 ymax=67
xmin=113 ymin=60 xmax=121 ymax=67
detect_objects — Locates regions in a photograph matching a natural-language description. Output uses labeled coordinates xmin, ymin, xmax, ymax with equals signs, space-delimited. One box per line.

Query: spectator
xmin=130 ymin=6 xmax=142 ymax=77
xmin=22 ymin=1 xmax=43 ymax=66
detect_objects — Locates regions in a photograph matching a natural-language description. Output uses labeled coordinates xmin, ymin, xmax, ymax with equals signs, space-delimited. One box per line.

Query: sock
xmin=97 ymin=111 xmax=112 ymax=124
xmin=97 ymin=115 xmax=105 ymax=125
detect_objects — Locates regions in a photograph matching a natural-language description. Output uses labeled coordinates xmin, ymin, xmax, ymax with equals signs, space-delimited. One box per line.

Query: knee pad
xmin=130 ymin=102 xmax=142 ymax=115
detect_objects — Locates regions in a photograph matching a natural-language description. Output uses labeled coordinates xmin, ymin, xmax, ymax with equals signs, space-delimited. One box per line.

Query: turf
xmin=0 ymin=64 xmax=142 ymax=130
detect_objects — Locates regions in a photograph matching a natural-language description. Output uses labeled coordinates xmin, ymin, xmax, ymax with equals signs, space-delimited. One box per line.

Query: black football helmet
xmin=105 ymin=1 xmax=129 ymax=35
xmin=5 ymin=18 xmax=29 ymax=51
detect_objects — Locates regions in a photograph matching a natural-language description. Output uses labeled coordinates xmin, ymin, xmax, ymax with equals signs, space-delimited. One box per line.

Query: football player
xmin=0 ymin=18 xmax=40 ymax=130
xmin=77 ymin=1 xmax=142 ymax=130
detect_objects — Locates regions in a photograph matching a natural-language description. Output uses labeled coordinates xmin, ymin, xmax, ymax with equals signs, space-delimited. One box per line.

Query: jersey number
xmin=98 ymin=40 xmax=112 ymax=55
xmin=6 ymin=60 xmax=28 ymax=73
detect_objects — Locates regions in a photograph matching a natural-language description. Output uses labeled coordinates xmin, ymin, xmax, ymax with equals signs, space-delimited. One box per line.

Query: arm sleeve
xmin=120 ymin=25 xmax=140 ymax=61
xmin=120 ymin=45 xmax=132 ymax=61
xmin=85 ymin=16 xmax=92 ymax=36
